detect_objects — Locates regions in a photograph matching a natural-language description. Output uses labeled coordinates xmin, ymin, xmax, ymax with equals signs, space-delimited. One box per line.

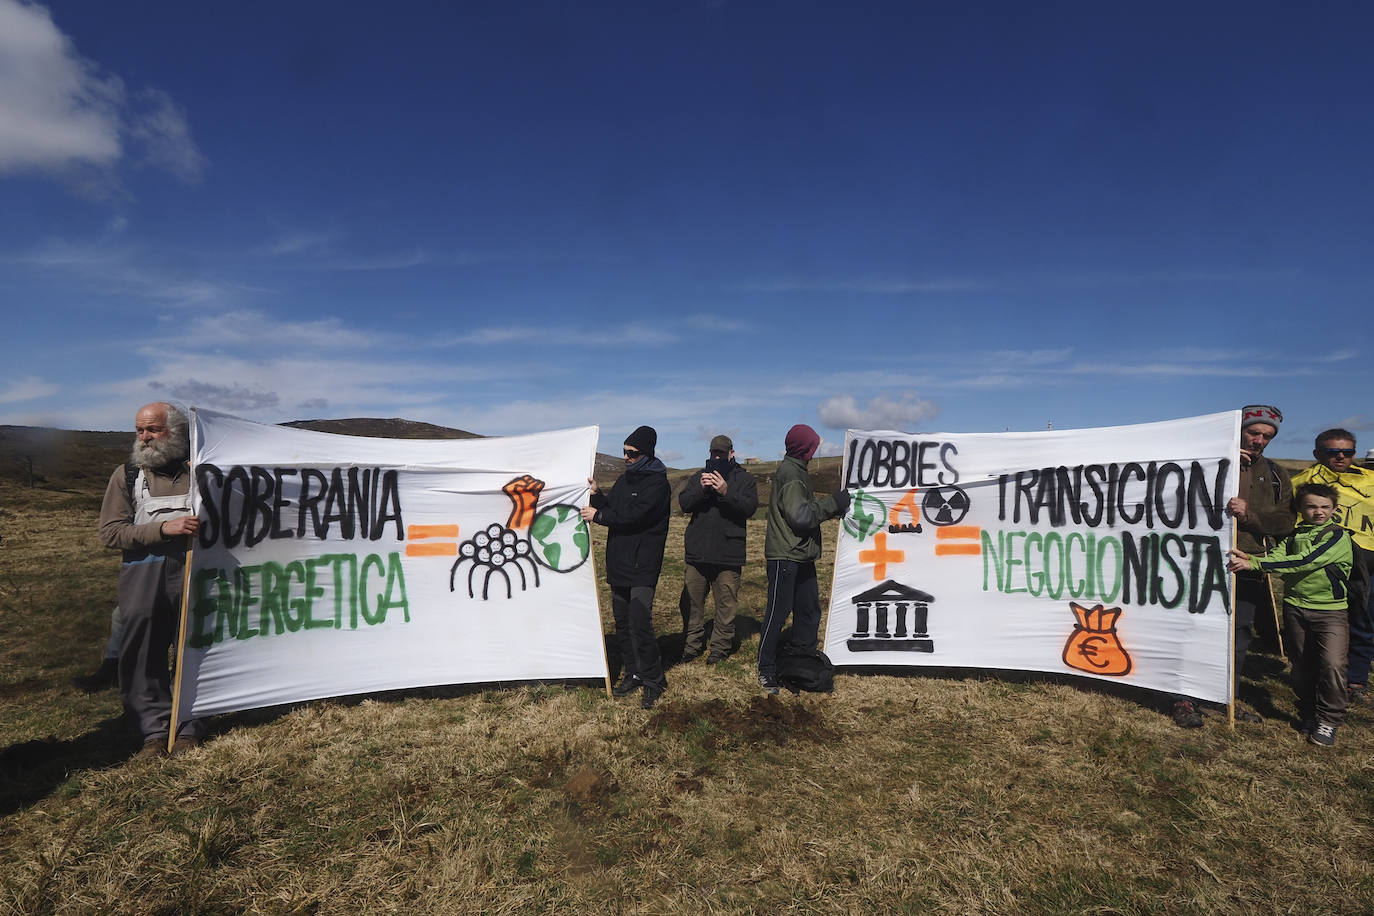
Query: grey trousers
xmin=118 ymin=553 xmax=204 ymax=741
xmin=1284 ymin=602 xmax=1349 ymax=727
xmin=682 ymin=563 xmax=741 ymax=657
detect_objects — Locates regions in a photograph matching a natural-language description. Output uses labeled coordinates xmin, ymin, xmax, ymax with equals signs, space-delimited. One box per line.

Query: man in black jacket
xmin=582 ymin=426 xmax=671 ymax=708
xmin=678 ymin=435 xmax=758 ymax=664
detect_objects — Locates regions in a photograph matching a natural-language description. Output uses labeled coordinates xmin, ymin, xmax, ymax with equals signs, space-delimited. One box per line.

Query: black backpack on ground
xmin=776 ymin=646 xmax=835 ymax=694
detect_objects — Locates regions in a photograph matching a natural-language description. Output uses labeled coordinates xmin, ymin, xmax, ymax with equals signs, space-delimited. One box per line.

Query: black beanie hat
xmin=624 ymin=425 xmax=657 ymax=458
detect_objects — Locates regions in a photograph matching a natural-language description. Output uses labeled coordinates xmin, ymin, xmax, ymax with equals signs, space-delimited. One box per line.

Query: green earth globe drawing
xmin=842 ymin=490 xmax=887 ymax=542
xmin=528 ymin=504 xmax=591 ymax=572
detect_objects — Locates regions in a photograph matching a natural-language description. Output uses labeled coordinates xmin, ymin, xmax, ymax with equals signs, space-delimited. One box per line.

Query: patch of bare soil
xmin=645 ymin=695 xmax=839 ymax=746
xmin=561 ymin=766 xmax=620 ymax=805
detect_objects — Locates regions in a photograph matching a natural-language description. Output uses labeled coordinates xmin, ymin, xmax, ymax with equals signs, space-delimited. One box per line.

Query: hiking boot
xmin=136 ymin=737 xmax=168 ymax=760
xmin=71 ymin=658 xmax=119 ymax=693
xmin=758 ymin=673 xmax=780 ymax=696
xmin=680 ymin=649 xmax=702 ymax=664
xmin=1235 ymin=708 xmax=1262 ymax=724
xmin=1171 ymin=700 xmax=1203 ymax=728
xmin=1308 ymin=722 xmax=1337 ymax=748
xmin=170 ymin=736 xmax=203 ymax=757
xmin=641 ymin=684 xmax=664 ymax=710
xmin=706 ymin=652 xmax=728 ymax=665
xmin=611 ymin=674 xmax=643 ymax=697
xmin=1348 ymin=684 xmax=1371 ymax=706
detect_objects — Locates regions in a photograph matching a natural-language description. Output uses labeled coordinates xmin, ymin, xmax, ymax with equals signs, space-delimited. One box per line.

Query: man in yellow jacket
xmin=1291 ymin=428 xmax=1374 ymax=705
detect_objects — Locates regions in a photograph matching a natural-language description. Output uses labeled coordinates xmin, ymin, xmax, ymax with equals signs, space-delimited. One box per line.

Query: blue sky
xmin=1 ymin=1 xmax=1369 ymax=464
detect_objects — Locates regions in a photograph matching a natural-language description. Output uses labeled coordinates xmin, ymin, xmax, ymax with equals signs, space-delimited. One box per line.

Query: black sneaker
xmin=706 ymin=652 xmax=727 ymax=665
xmin=680 ymin=649 xmax=703 ymax=664
xmin=1171 ymin=700 xmax=1203 ymax=728
xmin=1308 ymin=722 xmax=1337 ymax=747
xmin=611 ymin=674 xmax=643 ymax=697
xmin=758 ymin=673 xmax=780 ymax=695
xmin=641 ymin=685 xmax=664 ymax=709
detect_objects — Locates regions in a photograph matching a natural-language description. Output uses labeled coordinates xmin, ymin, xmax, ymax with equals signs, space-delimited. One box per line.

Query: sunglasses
xmin=1322 ymin=448 xmax=1357 ymax=457
xmin=623 ymin=448 xmax=640 ymax=459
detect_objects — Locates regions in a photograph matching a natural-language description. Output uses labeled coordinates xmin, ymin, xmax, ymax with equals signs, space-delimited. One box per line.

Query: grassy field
xmin=2 ymin=470 xmax=1373 ymax=915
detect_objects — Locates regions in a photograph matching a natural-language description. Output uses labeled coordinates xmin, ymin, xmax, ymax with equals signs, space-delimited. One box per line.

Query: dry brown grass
xmin=2 ymin=477 xmax=1373 ymax=915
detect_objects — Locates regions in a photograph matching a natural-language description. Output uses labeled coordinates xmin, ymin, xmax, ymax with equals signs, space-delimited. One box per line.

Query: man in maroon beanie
xmin=582 ymin=425 xmax=672 ymax=708
xmin=757 ymin=424 xmax=850 ymax=694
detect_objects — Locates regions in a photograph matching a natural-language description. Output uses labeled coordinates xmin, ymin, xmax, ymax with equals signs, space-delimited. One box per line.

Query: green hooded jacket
xmin=1249 ymin=521 xmax=1353 ymax=612
xmin=764 ymin=455 xmax=844 ymax=561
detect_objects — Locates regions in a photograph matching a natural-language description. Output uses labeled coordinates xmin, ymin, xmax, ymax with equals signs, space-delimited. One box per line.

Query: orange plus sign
xmin=858 ymin=532 xmax=905 ymax=581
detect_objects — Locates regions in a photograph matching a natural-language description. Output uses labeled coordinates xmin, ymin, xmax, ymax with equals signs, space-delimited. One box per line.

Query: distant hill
xmin=0 ymin=419 xmax=628 ymax=492
xmin=4 ymin=419 xmax=1326 ymax=504
xmin=281 ymin=417 xmax=481 ymax=439
xmin=0 ymin=426 xmax=130 ymax=490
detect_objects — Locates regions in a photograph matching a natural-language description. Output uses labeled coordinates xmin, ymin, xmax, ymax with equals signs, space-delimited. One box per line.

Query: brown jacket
xmin=98 ymin=462 xmax=193 ymax=557
xmin=1236 ymin=456 xmax=1292 ymax=555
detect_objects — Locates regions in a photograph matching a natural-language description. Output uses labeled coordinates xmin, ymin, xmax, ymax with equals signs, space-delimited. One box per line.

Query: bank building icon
xmin=848 ymin=580 xmax=935 ymax=652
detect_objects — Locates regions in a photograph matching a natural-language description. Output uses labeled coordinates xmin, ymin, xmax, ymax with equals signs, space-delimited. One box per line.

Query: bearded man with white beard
xmin=98 ymin=402 xmax=205 ymax=758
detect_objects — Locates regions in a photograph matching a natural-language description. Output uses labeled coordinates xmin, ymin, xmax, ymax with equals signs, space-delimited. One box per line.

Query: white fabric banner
xmin=175 ymin=410 xmax=607 ymax=720
xmin=823 ymin=412 xmax=1241 ymax=703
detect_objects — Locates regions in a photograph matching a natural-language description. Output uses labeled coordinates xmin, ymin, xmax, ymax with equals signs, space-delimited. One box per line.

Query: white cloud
xmin=8 ymin=236 xmax=262 ymax=308
xmin=741 ymin=277 xmax=986 ymax=294
xmin=174 ymin=310 xmax=381 ymax=352
xmin=262 ymin=231 xmax=336 ymax=258
xmin=1063 ymin=361 xmax=1265 ymax=378
xmin=149 ymin=378 xmax=279 ymax=411
xmin=984 ymin=348 xmax=1073 ymax=366
xmin=814 ymin=438 xmax=845 ymax=459
xmin=686 ymin=313 xmax=752 ymax=332
xmin=0 ymin=0 xmax=121 ymax=173
xmin=1328 ymin=415 xmax=1371 ymax=434
xmin=126 ymin=87 xmax=204 ymax=183
xmin=329 ymin=250 xmax=431 ymax=271
xmin=446 ymin=323 xmax=676 ymax=348
xmin=817 ymin=391 xmax=939 ymax=431
xmin=0 ymin=0 xmax=202 ymax=186
xmin=0 ymin=375 xmax=59 ymax=403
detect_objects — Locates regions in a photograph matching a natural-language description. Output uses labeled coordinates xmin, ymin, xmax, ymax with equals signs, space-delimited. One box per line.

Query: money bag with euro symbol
xmin=1061 ymin=602 xmax=1133 ymax=677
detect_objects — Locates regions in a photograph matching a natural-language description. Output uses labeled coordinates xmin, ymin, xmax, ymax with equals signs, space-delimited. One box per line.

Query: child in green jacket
xmin=1229 ymin=483 xmax=1353 ymax=747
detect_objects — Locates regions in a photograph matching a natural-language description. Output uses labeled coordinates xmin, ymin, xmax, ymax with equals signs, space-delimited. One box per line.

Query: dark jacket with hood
xmin=679 ymin=460 xmax=758 ymax=567
xmin=590 ymin=456 xmax=671 ymax=588
xmin=765 ymin=455 xmax=846 ymax=562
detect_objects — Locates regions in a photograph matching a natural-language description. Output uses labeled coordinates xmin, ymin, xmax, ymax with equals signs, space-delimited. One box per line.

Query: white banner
xmin=823 ymin=412 xmax=1241 ymax=703
xmin=175 ymin=410 xmax=607 ymax=720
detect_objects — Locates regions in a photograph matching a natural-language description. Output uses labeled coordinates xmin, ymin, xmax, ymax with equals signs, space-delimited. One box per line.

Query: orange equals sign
xmin=935 ymin=525 xmax=981 ymax=556
xmin=405 ymin=524 xmax=460 ymax=557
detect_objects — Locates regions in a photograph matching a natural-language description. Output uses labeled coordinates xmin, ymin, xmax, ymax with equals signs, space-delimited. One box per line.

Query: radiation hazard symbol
xmin=921 ymin=485 xmax=969 ymax=526
xmin=1061 ymin=603 xmax=1133 ymax=677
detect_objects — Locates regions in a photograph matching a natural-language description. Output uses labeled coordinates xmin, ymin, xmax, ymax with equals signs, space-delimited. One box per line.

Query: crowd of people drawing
xmin=84 ymin=401 xmax=1374 ymax=757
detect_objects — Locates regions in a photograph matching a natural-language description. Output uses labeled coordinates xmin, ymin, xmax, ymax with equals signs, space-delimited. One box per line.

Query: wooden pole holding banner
xmin=586 ymin=471 xmax=613 ymax=699
xmin=1227 ymin=517 xmax=1237 ymax=731
xmin=167 ymin=544 xmax=195 ymax=754
xmin=1267 ymin=573 xmax=1287 ymax=660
